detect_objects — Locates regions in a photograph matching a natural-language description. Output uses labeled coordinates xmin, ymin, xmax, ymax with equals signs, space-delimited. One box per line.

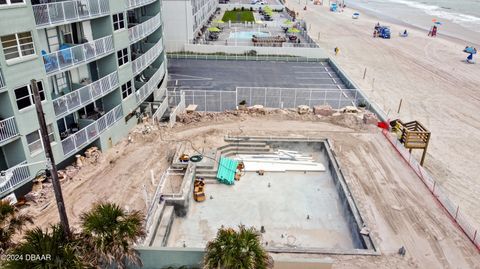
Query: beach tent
xmin=208 ymin=27 xmax=221 ymax=32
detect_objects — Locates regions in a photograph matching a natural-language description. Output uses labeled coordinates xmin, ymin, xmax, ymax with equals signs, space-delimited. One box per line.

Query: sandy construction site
xmin=20 ymin=109 xmax=480 ymax=268
xmin=286 ymin=1 xmax=480 ymax=227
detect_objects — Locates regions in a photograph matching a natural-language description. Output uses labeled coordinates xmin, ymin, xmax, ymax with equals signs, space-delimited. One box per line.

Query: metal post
xmin=397 ymin=98 xmax=403 ymax=114
xmin=31 ymin=79 xmax=70 ymax=237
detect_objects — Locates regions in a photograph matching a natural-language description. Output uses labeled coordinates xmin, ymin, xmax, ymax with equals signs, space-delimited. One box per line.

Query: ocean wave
xmin=386 ymin=0 xmax=480 ymax=24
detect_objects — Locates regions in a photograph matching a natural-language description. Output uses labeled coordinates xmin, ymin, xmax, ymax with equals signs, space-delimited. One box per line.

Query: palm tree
xmin=3 ymin=224 xmax=84 ymax=269
xmin=0 ymin=199 xmax=33 ymax=253
xmin=203 ymin=225 xmax=273 ymax=269
xmin=79 ymin=202 xmax=146 ymax=269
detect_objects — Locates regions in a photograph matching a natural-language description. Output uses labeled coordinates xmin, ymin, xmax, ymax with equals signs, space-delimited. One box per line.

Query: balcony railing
xmin=132 ymin=40 xmax=163 ymax=76
xmin=0 ymin=68 xmax=5 ymax=89
xmin=61 ymin=105 xmax=123 ymax=157
xmin=53 ymin=72 xmax=119 ymax=118
xmin=43 ymin=35 xmax=114 ymax=75
xmin=129 ymin=14 xmax=162 ymax=44
xmin=126 ymin=0 xmax=157 ymax=9
xmin=0 ymin=161 xmax=31 ymax=198
xmin=135 ymin=62 xmax=166 ymax=105
xmin=0 ymin=117 xmax=19 ymax=144
xmin=32 ymin=0 xmax=110 ymax=28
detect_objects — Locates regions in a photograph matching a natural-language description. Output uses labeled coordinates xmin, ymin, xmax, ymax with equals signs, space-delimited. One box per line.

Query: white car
xmin=352 ymin=12 xmax=360 ymax=19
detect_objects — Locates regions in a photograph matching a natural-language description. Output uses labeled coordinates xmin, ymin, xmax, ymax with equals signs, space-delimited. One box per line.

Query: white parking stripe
xmin=296 ymin=77 xmax=337 ymax=80
xmin=294 ymin=71 xmax=331 ymax=74
xmin=292 ymin=66 xmax=325 ymax=69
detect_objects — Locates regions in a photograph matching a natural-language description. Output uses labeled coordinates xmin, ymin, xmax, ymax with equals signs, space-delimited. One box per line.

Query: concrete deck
xmin=166 ymin=170 xmax=361 ymax=250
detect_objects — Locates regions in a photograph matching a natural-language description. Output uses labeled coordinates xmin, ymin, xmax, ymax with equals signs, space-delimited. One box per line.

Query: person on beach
xmin=334 ymin=47 xmax=340 ymax=56
xmin=432 ymin=25 xmax=438 ymax=37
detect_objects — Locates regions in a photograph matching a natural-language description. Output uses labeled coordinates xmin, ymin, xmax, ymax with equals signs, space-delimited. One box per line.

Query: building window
xmin=14 ymin=81 xmax=45 ymax=110
xmin=26 ymin=124 xmax=55 ymax=156
xmin=121 ymin=81 xmax=133 ymax=99
xmin=117 ymin=48 xmax=129 ymax=67
xmin=1 ymin=31 xmax=35 ymax=61
xmin=0 ymin=0 xmax=24 ymax=5
xmin=113 ymin=13 xmax=125 ymax=31
xmin=60 ymin=24 xmax=73 ymax=44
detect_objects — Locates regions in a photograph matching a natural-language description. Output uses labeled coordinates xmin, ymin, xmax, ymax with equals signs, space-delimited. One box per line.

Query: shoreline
xmin=343 ymin=1 xmax=480 ymax=47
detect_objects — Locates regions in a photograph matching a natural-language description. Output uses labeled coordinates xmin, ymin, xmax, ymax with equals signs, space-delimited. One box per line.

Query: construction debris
xmin=193 ymin=178 xmax=206 ymax=202
xmin=297 ymin=105 xmax=310 ymax=114
xmin=363 ymin=112 xmax=378 ymax=125
xmin=342 ymin=106 xmax=360 ymax=113
xmin=314 ymin=105 xmax=334 ymax=116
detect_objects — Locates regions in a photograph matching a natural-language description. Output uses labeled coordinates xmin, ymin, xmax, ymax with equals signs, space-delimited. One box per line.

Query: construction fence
xmin=383 ymin=129 xmax=480 ymax=250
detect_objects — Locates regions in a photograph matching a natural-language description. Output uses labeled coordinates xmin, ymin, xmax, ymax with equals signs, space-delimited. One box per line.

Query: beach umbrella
xmin=208 ymin=27 xmax=221 ymax=32
xmin=288 ymin=28 xmax=301 ymax=33
xmin=264 ymin=5 xmax=272 ymax=12
xmin=213 ymin=20 xmax=224 ymax=24
xmin=255 ymin=20 xmax=263 ymax=24
xmin=283 ymin=19 xmax=293 ymax=25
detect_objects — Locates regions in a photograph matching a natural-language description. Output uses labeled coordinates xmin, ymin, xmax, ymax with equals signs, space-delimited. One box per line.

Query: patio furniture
xmin=41 ymin=50 xmax=58 ymax=72
xmin=252 ymin=35 xmax=286 ymax=47
xmin=59 ymin=44 xmax=73 ymax=64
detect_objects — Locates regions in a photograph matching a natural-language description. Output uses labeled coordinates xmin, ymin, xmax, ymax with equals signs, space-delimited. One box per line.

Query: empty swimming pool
xmin=229 ymin=31 xmax=270 ymax=39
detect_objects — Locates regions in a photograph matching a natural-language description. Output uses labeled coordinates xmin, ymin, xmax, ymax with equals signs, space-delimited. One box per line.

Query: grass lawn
xmin=222 ymin=10 xmax=255 ymax=23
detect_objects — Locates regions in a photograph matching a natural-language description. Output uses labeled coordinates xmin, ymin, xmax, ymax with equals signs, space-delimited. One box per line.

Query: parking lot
xmin=168 ymin=58 xmax=349 ymax=91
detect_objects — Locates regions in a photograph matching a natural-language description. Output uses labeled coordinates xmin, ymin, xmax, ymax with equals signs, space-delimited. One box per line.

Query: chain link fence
xmin=167 ymin=87 xmax=362 ymax=112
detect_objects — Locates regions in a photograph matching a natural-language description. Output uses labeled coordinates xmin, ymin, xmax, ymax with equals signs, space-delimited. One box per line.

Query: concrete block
xmin=314 ymin=105 xmax=334 ymax=116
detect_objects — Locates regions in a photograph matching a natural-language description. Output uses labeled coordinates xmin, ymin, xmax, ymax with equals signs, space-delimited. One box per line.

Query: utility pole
xmin=31 ymin=79 xmax=70 ymax=237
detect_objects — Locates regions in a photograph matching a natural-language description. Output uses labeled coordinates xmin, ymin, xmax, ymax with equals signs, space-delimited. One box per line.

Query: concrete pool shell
xmin=149 ymin=137 xmax=377 ymax=255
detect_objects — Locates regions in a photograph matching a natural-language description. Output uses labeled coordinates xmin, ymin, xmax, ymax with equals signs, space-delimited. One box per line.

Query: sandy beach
xmin=285 ymin=1 xmax=480 ymax=227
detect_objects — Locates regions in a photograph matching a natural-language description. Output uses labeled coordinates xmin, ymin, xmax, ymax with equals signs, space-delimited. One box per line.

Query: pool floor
xmin=166 ymin=171 xmax=360 ymax=250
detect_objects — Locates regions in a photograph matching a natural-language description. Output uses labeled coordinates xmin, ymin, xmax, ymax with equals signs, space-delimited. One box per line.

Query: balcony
xmin=125 ymin=0 xmax=157 ymax=9
xmin=0 ymin=161 xmax=31 ymax=198
xmin=61 ymin=105 xmax=123 ymax=157
xmin=0 ymin=68 xmax=5 ymax=90
xmin=0 ymin=117 xmax=19 ymax=144
xmin=131 ymin=40 xmax=163 ymax=76
xmin=42 ymin=35 xmax=114 ymax=75
xmin=52 ymin=71 xmax=119 ymax=118
xmin=32 ymin=0 xmax=110 ymax=28
xmin=129 ymin=14 xmax=162 ymax=44
xmin=135 ymin=62 xmax=166 ymax=105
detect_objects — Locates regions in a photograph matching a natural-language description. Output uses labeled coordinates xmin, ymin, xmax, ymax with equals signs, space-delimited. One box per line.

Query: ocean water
xmin=344 ymin=0 xmax=480 ymax=45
